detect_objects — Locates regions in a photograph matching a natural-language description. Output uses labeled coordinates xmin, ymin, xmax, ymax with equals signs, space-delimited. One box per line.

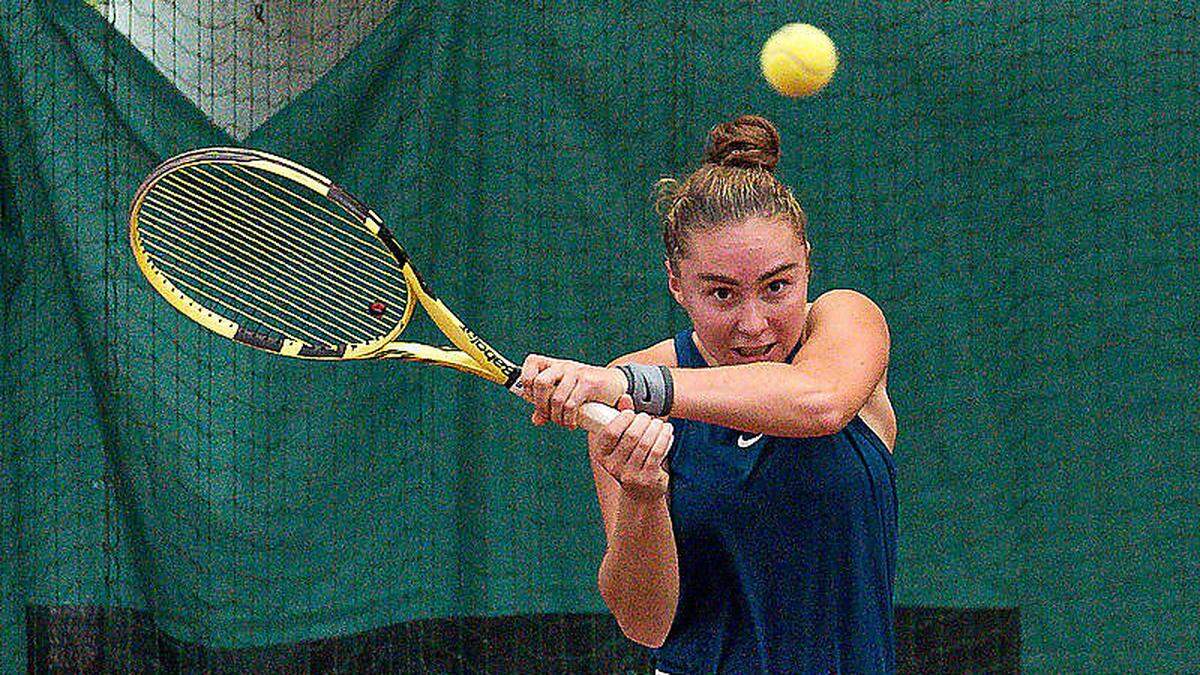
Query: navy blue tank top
xmin=654 ymin=330 xmax=898 ymax=674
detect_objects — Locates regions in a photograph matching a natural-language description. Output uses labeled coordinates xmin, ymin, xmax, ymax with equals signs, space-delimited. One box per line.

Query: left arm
xmin=520 ymin=290 xmax=890 ymax=438
xmin=670 ymin=290 xmax=890 ymax=436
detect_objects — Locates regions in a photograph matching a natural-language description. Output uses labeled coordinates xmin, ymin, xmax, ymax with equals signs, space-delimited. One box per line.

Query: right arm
xmin=590 ymin=420 xmax=679 ymax=648
xmin=518 ymin=344 xmax=680 ymax=646
xmin=589 ymin=346 xmax=680 ymax=648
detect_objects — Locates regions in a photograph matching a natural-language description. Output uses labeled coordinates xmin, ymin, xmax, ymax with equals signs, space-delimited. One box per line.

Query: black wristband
xmin=658 ymin=365 xmax=674 ymax=417
xmin=615 ymin=363 xmax=672 ymax=417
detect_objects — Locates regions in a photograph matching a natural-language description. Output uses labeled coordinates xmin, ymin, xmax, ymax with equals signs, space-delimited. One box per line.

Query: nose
xmin=735 ymin=300 xmax=769 ymax=336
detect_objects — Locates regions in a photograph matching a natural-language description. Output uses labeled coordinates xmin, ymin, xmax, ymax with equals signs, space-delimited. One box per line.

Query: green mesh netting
xmin=2 ymin=1 xmax=1197 ymax=672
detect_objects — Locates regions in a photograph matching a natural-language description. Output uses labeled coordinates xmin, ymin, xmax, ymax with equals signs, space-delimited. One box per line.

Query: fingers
xmin=520 ymin=354 xmax=570 ymax=415
xmin=550 ymin=368 xmax=581 ymax=428
xmin=591 ymin=412 xmax=674 ymax=500
xmin=629 ymin=417 xmax=673 ymax=473
xmin=519 ymin=355 xmax=627 ymax=430
xmin=624 ymin=417 xmax=661 ymax=473
xmin=593 ymin=409 xmax=637 ymax=458
xmin=648 ymin=422 xmax=674 ymax=494
xmin=615 ymin=393 xmax=634 ymax=412
xmin=560 ymin=372 xmax=594 ymax=430
xmin=611 ymin=413 xmax=653 ymax=467
xmin=529 ymin=361 xmax=564 ymax=413
xmin=519 ymin=354 xmax=551 ymax=395
xmin=530 ymin=409 xmax=547 ymax=426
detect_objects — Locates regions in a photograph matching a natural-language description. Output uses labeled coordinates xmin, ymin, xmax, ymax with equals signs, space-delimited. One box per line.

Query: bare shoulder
xmin=606 ymin=339 xmax=678 ymax=368
xmin=805 ymin=289 xmax=897 ymax=452
xmin=809 ymin=288 xmax=888 ymax=321
xmin=804 ymin=289 xmax=889 ymax=344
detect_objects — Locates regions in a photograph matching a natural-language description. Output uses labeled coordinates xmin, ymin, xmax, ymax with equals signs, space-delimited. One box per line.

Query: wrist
xmin=617 ymin=481 xmax=669 ymax=506
xmin=602 ymin=367 xmax=629 ymax=404
xmin=614 ymin=364 xmax=674 ymax=417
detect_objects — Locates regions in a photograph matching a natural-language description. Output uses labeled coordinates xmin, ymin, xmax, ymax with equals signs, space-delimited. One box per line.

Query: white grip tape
xmin=578 ymin=401 xmax=619 ymax=431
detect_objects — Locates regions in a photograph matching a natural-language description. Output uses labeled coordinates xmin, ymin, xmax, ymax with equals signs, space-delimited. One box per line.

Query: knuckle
xmin=615 ymin=430 xmax=635 ymax=448
xmin=607 ymin=412 xmax=632 ymax=431
xmin=620 ymin=429 xmax=642 ymax=447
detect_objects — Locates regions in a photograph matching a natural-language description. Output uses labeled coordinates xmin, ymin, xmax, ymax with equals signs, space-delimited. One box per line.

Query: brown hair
xmin=656 ymin=115 xmax=808 ymax=266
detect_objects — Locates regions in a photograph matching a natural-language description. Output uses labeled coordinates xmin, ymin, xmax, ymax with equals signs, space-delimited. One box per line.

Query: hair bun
xmin=703 ymin=114 xmax=781 ymax=171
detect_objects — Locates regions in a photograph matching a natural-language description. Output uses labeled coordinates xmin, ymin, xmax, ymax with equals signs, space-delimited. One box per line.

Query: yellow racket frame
xmin=129 ymin=147 xmax=515 ymax=385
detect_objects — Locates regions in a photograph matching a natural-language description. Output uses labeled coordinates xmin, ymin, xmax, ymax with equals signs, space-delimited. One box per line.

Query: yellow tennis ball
xmin=760 ymin=23 xmax=838 ymax=98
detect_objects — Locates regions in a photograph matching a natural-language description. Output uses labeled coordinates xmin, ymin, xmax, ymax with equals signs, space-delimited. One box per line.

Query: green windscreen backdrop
xmin=2 ymin=1 xmax=1196 ymax=672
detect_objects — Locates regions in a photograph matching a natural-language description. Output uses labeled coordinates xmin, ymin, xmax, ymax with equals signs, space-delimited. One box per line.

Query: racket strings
xmin=172 ymin=165 xmax=403 ymax=290
xmin=140 ymin=190 xmax=393 ymax=346
xmin=205 ymin=164 xmax=396 ymax=273
xmin=138 ymin=219 xmax=362 ymax=346
xmin=137 ymin=204 xmax=384 ymax=336
xmin=136 ymin=162 xmax=411 ymax=348
xmin=140 ymin=183 xmax=399 ymax=337
xmin=210 ymin=164 xmax=372 ymax=245
xmin=145 ymin=251 xmax=332 ymax=346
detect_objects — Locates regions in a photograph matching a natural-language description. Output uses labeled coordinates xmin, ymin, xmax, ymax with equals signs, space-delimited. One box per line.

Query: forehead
xmin=678 ymin=218 xmax=807 ymax=280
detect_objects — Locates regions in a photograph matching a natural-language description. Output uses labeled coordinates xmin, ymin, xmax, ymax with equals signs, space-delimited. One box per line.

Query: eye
xmin=710 ymin=287 xmax=734 ymax=302
xmin=766 ymin=279 xmax=790 ymax=294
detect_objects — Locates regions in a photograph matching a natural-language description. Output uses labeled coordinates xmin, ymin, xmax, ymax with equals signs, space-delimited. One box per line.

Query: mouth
xmin=731 ymin=343 xmax=775 ymax=359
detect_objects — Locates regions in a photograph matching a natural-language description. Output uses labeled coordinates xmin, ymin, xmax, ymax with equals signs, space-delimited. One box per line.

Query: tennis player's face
xmin=668 ymin=217 xmax=810 ymax=366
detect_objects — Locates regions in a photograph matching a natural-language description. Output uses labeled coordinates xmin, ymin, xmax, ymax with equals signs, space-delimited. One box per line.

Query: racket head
xmin=130 ymin=147 xmax=415 ymax=360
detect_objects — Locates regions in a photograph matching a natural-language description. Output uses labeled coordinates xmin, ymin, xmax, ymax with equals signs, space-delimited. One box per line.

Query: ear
xmin=664 ymin=258 xmax=684 ymax=306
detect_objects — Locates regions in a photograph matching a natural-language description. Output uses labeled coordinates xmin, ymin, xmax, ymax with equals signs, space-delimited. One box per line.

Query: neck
xmin=690 ymin=332 xmax=720 ymax=366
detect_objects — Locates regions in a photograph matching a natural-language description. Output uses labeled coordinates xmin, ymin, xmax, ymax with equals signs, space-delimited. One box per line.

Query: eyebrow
xmin=697 ymin=263 xmax=800 ymax=286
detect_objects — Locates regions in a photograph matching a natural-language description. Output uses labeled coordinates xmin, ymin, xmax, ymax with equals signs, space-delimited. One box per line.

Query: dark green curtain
xmin=2 ymin=1 xmax=1197 ymax=672
xmin=0 ymin=1 xmax=661 ymax=666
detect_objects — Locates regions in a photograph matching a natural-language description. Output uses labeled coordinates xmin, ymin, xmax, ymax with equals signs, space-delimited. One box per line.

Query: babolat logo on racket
xmin=465 ymin=330 xmax=506 ymax=368
xmin=368 ymin=301 xmax=387 ymax=318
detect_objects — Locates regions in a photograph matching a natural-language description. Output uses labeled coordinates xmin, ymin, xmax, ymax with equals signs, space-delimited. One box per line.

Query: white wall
xmin=89 ymin=0 xmax=398 ymax=139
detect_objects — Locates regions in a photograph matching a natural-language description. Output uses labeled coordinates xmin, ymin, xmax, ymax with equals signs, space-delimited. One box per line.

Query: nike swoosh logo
xmin=736 ymin=433 xmax=764 ymax=448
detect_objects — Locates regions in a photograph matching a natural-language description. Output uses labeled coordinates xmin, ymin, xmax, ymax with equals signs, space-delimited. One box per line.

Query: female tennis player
xmin=519 ymin=114 xmax=897 ymax=674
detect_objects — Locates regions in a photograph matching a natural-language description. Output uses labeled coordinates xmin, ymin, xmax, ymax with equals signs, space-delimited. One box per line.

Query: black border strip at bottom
xmin=26 ymin=605 xmax=1019 ymax=673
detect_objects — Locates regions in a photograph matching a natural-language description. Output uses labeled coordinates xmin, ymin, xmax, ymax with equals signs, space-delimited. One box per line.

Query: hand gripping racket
xmin=129 ymin=147 xmax=618 ymax=432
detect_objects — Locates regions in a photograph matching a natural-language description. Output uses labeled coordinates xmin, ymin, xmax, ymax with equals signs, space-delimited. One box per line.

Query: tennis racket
xmin=129 ymin=147 xmax=618 ymax=432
